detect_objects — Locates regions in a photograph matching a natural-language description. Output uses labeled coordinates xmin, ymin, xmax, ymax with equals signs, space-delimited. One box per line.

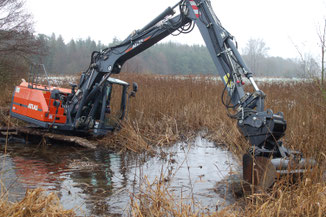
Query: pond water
xmin=0 ymin=136 xmax=240 ymax=216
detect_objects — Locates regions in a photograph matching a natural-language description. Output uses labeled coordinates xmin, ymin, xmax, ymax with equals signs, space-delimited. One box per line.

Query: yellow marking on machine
xmin=223 ymin=73 xmax=233 ymax=88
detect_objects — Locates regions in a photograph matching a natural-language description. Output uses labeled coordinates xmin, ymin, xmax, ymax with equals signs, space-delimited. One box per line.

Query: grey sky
xmin=26 ymin=0 xmax=326 ymax=59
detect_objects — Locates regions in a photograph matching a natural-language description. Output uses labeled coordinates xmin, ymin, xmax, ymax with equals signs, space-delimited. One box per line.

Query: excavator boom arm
xmin=73 ymin=0 xmax=286 ymax=153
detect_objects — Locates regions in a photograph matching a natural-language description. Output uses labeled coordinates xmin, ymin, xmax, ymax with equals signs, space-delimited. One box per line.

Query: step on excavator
xmin=10 ymin=0 xmax=315 ymax=188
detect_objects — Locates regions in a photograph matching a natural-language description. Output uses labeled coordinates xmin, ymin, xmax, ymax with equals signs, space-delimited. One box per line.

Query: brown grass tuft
xmin=0 ymin=188 xmax=75 ymax=217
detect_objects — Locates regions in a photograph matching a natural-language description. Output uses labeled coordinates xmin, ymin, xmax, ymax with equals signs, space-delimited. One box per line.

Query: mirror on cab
xmin=132 ymin=82 xmax=138 ymax=93
xmin=130 ymin=82 xmax=138 ymax=98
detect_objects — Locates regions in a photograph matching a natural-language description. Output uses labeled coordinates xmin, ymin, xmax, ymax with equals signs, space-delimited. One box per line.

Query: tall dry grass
xmin=105 ymin=74 xmax=326 ymax=158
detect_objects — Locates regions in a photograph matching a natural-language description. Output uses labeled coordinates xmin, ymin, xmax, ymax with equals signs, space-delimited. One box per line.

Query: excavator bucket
xmin=243 ymin=154 xmax=277 ymax=191
xmin=243 ymin=153 xmax=316 ymax=191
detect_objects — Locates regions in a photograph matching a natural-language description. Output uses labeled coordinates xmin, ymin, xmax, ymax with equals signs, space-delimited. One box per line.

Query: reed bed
xmin=105 ymin=74 xmax=326 ymax=158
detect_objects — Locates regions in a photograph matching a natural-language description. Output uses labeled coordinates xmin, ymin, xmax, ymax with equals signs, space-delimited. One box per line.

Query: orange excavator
xmin=10 ymin=64 xmax=137 ymax=136
xmin=10 ymin=0 xmax=315 ymax=188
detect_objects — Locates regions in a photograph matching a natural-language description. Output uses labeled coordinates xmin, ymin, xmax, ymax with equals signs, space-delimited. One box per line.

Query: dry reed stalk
xmin=100 ymin=120 xmax=155 ymax=153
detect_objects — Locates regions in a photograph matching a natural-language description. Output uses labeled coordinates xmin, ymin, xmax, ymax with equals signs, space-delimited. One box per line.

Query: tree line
xmin=38 ymin=34 xmax=308 ymax=78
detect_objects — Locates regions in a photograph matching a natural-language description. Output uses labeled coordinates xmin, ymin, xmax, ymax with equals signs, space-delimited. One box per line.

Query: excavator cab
xmin=92 ymin=77 xmax=137 ymax=135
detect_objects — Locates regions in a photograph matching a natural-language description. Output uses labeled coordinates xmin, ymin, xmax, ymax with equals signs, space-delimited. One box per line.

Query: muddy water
xmin=0 ymin=136 xmax=239 ymax=216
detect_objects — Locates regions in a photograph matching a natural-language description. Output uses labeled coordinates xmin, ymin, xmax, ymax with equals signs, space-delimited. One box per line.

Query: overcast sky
xmin=26 ymin=0 xmax=326 ymax=59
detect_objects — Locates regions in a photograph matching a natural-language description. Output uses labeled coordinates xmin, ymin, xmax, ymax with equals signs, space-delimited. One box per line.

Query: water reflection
xmin=0 ymin=136 xmax=239 ymax=216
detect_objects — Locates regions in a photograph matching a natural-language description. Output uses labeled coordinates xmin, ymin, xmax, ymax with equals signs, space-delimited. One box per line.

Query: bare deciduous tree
xmin=0 ymin=0 xmax=46 ymax=83
xmin=0 ymin=0 xmax=42 ymax=57
xmin=242 ymin=38 xmax=269 ymax=75
xmin=0 ymin=0 xmax=31 ymax=30
xmin=291 ymin=40 xmax=319 ymax=78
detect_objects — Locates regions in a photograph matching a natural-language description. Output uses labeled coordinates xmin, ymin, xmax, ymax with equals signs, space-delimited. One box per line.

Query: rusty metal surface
xmin=243 ymin=154 xmax=277 ymax=191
